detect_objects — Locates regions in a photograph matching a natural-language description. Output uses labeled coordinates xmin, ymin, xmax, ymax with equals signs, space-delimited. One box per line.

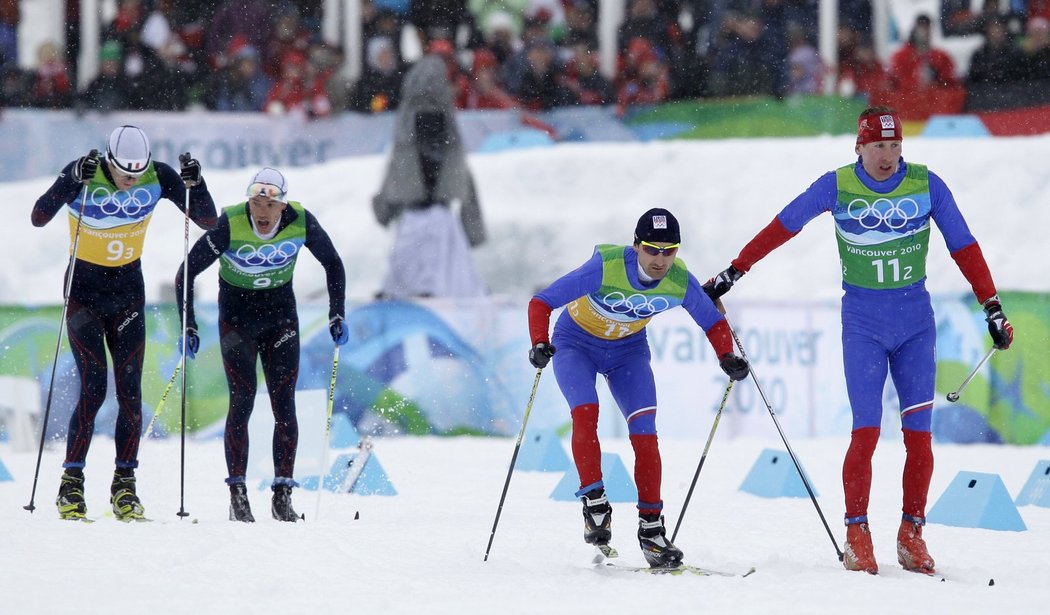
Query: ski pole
xmin=484 ymin=367 xmax=543 ymax=562
xmin=143 ymin=362 xmax=182 ymax=439
xmin=726 ymin=315 xmax=844 ymax=561
xmin=176 ymin=170 xmax=192 ymax=520
xmin=314 ymin=344 xmax=341 ymax=521
xmin=671 ymin=379 xmax=734 ymax=543
xmin=25 ymin=172 xmax=95 ymax=513
xmin=946 ymin=347 xmax=996 ymax=403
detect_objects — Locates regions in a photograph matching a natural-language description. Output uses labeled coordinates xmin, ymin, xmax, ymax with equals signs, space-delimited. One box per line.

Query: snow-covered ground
xmin=1 ymin=137 xmax=1049 ymax=612
xmin=1 ymin=434 xmax=1048 ymax=613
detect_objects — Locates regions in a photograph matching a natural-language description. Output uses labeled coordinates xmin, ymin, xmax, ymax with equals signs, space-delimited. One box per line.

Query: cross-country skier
xmin=175 ymin=167 xmax=348 ymax=523
xmin=527 ymin=208 xmax=750 ymax=567
xmin=32 ymin=124 xmax=217 ymax=521
xmin=705 ymin=106 xmax=1014 ymax=575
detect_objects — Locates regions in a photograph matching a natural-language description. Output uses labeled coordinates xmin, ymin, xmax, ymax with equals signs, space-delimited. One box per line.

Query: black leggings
xmin=63 ymin=265 xmax=145 ymax=469
xmin=219 ymin=300 xmax=300 ymax=483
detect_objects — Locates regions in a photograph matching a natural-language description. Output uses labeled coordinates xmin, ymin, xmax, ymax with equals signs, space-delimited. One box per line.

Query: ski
xmin=591 ymin=541 xmax=753 ymax=577
xmin=905 ymin=569 xmax=948 ymax=582
xmin=104 ymin=511 xmax=154 ymax=523
xmin=591 ymin=544 xmax=620 ymax=563
xmin=60 ymin=515 xmax=96 ymax=523
xmin=117 ymin=516 xmax=154 ymax=523
xmin=598 ymin=561 xmax=756 ymax=578
xmin=901 ymin=568 xmax=998 ymax=585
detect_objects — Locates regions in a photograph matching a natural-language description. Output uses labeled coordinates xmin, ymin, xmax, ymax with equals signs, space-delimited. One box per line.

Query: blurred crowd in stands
xmin=1 ymin=0 xmax=1049 ymax=118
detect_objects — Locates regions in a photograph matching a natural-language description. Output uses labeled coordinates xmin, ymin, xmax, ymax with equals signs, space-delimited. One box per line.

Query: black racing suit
xmin=32 ymin=160 xmax=217 ymax=470
xmin=177 ymin=203 xmax=345 ymax=484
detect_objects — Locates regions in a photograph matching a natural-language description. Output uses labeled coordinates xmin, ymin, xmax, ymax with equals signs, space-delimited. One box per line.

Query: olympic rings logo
xmin=234 ymin=241 xmax=300 ymax=266
xmin=88 ymin=186 xmax=153 ymax=217
xmin=846 ymin=197 xmax=920 ymax=230
xmin=602 ymin=292 xmax=670 ymax=317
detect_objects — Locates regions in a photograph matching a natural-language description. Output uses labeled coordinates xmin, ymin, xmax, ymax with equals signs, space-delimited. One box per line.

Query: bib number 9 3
xmin=106 ymin=240 xmax=134 ymax=261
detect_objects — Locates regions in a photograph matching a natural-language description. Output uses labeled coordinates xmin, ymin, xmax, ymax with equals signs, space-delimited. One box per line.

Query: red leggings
xmin=572 ymin=403 xmax=663 ymax=514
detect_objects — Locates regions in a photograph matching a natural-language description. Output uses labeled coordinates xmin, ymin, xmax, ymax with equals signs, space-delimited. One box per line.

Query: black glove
xmin=983 ymin=296 xmax=1013 ymax=350
xmin=529 ymin=342 xmax=556 ymax=369
xmin=179 ymin=327 xmax=200 ymax=359
xmin=72 ymin=149 xmax=100 ymax=183
xmin=329 ymin=315 xmax=349 ymax=346
xmin=179 ymin=153 xmax=201 ymax=186
xmin=719 ymin=353 xmax=750 ymax=381
xmin=702 ymin=265 xmax=743 ymax=301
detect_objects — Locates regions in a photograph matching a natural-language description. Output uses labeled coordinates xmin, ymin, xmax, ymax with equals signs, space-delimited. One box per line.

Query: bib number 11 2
xmin=872 ymin=258 xmax=912 ymax=283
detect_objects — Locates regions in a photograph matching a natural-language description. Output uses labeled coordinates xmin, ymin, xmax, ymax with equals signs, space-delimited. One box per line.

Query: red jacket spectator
xmin=265 ymin=9 xmax=312 ymax=79
xmin=461 ymin=48 xmax=518 ymax=109
xmin=1030 ymin=0 xmax=1050 ymax=22
xmin=614 ymin=37 xmax=670 ymax=111
xmin=837 ymin=37 xmax=888 ymax=97
xmin=109 ymin=0 xmax=145 ymax=39
xmin=889 ymin=14 xmax=958 ymax=90
xmin=32 ymin=41 xmax=72 ymax=108
xmin=265 ymin=52 xmax=332 ymax=118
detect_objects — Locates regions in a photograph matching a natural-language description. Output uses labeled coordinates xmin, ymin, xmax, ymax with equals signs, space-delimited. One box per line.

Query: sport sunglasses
xmin=247 ymin=182 xmax=287 ymax=201
xmin=639 ymin=241 xmax=680 ymax=257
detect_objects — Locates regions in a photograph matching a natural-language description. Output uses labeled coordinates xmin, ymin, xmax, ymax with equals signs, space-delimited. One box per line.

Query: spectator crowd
xmin=1 ymin=0 xmax=1050 ymax=118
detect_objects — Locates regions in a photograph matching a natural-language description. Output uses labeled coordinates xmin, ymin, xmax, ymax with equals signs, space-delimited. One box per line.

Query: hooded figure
xmin=373 ymin=54 xmax=486 ymax=299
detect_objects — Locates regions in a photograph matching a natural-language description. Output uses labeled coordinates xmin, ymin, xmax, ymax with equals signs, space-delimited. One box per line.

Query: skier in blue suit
xmin=706 ymin=106 xmax=1014 ymax=575
xmin=528 ymin=208 xmax=750 ymax=567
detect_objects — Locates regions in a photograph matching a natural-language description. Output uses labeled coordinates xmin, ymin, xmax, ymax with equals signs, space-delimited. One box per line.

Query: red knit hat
xmin=857 ymin=110 xmax=902 ymax=145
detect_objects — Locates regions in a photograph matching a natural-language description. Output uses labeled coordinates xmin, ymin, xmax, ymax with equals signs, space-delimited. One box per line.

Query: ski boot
xmin=111 ymin=468 xmax=146 ymax=521
xmin=229 ymin=483 xmax=255 ymax=523
xmin=56 ymin=470 xmax=87 ymax=520
xmin=637 ymin=513 xmax=684 ymax=568
xmin=843 ymin=521 xmax=878 ymax=574
xmin=897 ymin=517 xmax=936 ymax=573
xmin=271 ymin=483 xmax=300 ymax=522
xmin=581 ymin=488 xmax=612 ymax=545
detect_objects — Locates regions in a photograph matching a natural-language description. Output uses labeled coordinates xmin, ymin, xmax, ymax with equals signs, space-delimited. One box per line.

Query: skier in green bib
xmin=705 ymin=106 xmax=1014 ymax=575
xmin=528 ymin=208 xmax=750 ymax=567
xmin=176 ymin=167 xmax=348 ymax=522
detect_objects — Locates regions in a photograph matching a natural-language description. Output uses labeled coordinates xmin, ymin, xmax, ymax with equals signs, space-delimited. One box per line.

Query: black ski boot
xmin=581 ymin=488 xmax=612 ymax=545
xmin=56 ymin=469 xmax=87 ymax=520
xmin=638 ymin=513 xmax=684 ymax=568
xmin=111 ymin=468 xmax=146 ymax=520
xmin=271 ymin=484 xmax=300 ymax=522
xmin=229 ymin=483 xmax=255 ymax=522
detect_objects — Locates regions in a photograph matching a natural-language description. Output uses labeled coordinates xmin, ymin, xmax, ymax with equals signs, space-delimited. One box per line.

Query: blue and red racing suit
xmin=728 ymin=157 xmax=999 ymax=523
xmin=529 ymin=244 xmax=733 ymax=514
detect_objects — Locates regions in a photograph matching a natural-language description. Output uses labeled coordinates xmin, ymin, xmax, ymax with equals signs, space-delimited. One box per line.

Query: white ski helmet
xmin=106 ymin=125 xmax=151 ymax=177
xmin=246 ymin=167 xmax=289 ymax=203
